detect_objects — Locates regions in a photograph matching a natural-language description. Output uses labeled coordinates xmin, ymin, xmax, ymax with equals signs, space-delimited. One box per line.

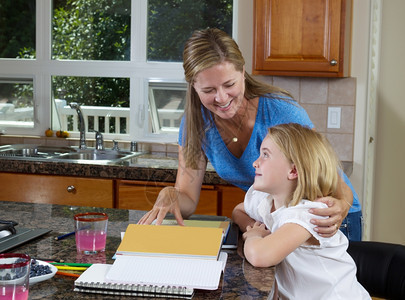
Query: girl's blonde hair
xmin=268 ymin=123 xmax=341 ymax=206
xmin=182 ymin=28 xmax=291 ymax=169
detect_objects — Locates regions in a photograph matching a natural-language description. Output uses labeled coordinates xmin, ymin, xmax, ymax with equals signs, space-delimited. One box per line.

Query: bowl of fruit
xmin=29 ymin=259 xmax=57 ymax=285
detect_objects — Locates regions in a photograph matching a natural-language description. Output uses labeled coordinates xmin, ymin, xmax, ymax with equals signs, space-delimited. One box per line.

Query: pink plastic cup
xmin=74 ymin=212 xmax=108 ymax=255
xmin=0 ymin=253 xmax=30 ymax=300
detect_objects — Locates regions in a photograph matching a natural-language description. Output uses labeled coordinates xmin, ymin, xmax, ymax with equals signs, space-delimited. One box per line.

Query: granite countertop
xmin=0 ymin=153 xmax=352 ymax=186
xmin=0 ymin=201 xmax=274 ymax=299
xmin=0 ymin=154 xmax=229 ymax=186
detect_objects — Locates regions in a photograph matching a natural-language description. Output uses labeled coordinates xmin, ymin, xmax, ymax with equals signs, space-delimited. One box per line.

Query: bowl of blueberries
xmin=29 ymin=259 xmax=57 ymax=285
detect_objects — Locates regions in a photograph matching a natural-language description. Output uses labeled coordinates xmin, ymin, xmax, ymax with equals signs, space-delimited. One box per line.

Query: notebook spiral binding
xmin=75 ymin=281 xmax=194 ymax=298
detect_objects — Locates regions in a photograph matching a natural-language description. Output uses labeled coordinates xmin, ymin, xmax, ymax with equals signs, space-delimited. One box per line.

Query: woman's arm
xmin=232 ymin=202 xmax=257 ymax=232
xmin=310 ymin=176 xmax=353 ymax=237
xmin=243 ymin=222 xmax=312 ymax=267
xmin=138 ymin=145 xmax=207 ymax=225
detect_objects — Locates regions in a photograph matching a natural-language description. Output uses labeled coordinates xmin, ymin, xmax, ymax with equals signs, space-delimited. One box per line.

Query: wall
xmin=372 ymin=0 xmax=405 ymax=243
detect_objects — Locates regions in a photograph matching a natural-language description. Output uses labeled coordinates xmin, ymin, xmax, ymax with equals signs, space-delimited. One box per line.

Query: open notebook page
xmin=106 ymin=252 xmax=227 ymax=290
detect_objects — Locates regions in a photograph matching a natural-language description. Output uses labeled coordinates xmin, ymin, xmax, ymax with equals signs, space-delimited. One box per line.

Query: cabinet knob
xmin=67 ymin=185 xmax=76 ymax=193
xmin=330 ymin=59 xmax=338 ymax=66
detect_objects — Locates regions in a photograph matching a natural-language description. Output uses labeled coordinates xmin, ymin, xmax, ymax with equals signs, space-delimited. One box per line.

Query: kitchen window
xmin=148 ymin=81 xmax=186 ymax=134
xmin=0 ymin=79 xmax=34 ymax=130
xmin=0 ymin=0 xmax=235 ymax=142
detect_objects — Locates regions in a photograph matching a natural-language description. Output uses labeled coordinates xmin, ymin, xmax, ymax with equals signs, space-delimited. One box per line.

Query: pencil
xmin=56 ymin=271 xmax=80 ymax=278
xmin=55 ymin=266 xmax=88 ymax=271
xmin=50 ymin=262 xmax=92 ymax=267
xmin=36 ymin=258 xmax=65 ymax=263
xmin=54 ymin=231 xmax=75 ymax=240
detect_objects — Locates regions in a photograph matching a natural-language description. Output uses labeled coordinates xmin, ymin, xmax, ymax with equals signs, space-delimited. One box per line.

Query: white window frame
xmin=0 ymin=0 xmax=239 ymax=143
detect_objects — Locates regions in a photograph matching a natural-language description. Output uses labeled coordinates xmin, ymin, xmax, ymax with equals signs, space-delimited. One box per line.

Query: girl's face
xmin=253 ymin=135 xmax=295 ymax=195
xmin=193 ymin=61 xmax=245 ymax=120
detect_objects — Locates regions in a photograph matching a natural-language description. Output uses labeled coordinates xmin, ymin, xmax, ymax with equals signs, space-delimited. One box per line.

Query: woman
xmin=138 ymin=28 xmax=362 ymax=240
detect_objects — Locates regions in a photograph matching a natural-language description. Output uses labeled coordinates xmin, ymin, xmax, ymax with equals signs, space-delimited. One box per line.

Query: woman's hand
xmin=310 ymin=196 xmax=350 ymax=237
xmin=137 ymin=187 xmax=185 ymax=225
xmin=310 ymin=174 xmax=353 ymax=237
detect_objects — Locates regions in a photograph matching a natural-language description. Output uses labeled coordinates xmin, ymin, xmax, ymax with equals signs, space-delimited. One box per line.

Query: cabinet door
xmin=117 ymin=180 xmax=218 ymax=215
xmin=0 ymin=173 xmax=114 ymax=207
xmin=253 ymin=0 xmax=351 ymax=77
xmin=218 ymin=185 xmax=246 ymax=219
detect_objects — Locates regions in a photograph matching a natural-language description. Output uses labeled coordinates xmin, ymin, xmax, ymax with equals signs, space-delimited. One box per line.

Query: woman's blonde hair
xmin=268 ymin=123 xmax=341 ymax=206
xmin=182 ymin=28 xmax=291 ymax=169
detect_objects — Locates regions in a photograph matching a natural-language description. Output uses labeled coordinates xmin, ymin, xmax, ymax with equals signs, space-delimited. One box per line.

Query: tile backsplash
xmin=0 ymin=76 xmax=356 ymax=162
xmin=255 ymin=76 xmax=356 ymax=162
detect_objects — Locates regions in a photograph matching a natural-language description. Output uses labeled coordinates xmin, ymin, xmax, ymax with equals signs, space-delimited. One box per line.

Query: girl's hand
xmin=243 ymin=222 xmax=271 ymax=240
xmin=137 ymin=187 xmax=184 ymax=225
xmin=310 ymin=196 xmax=349 ymax=237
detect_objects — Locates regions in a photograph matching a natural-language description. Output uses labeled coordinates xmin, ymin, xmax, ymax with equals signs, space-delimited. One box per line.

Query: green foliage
xmin=0 ymin=0 xmax=35 ymax=58
xmin=52 ymin=0 xmax=131 ymax=108
xmin=147 ymin=0 xmax=233 ymax=62
xmin=52 ymin=0 xmax=130 ymax=60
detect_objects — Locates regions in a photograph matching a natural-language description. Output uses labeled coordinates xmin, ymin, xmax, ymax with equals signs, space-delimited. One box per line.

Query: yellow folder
xmin=116 ymin=224 xmax=224 ymax=260
xmin=159 ymin=219 xmax=230 ymax=235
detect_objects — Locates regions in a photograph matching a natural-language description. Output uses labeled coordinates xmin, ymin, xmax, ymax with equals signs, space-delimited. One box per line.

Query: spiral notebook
xmin=74 ymin=264 xmax=194 ymax=299
xmin=106 ymin=253 xmax=227 ymax=290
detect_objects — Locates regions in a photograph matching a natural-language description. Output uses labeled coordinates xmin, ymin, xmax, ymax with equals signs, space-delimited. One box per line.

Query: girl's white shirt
xmin=243 ymin=186 xmax=371 ymax=300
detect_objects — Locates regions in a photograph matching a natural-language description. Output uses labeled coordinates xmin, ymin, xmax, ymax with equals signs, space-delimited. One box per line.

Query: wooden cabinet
xmin=117 ymin=180 xmax=246 ymax=218
xmin=0 ymin=172 xmax=114 ymax=207
xmin=0 ymin=172 xmax=244 ymax=218
xmin=253 ymin=0 xmax=352 ymax=77
xmin=217 ymin=185 xmax=245 ymax=219
xmin=116 ymin=180 xmax=219 ymax=216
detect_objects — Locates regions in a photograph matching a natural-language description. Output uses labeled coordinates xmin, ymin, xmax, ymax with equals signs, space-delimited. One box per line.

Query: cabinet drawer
xmin=0 ymin=173 xmax=114 ymax=208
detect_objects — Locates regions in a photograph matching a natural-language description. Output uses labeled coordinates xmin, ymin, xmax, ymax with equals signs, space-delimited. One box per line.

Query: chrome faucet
xmin=112 ymin=140 xmax=120 ymax=151
xmin=130 ymin=141 xmax=138 ymax=152
xmin=69 ymin=102 xmax=87 ymax=149
xmin=95 ymin=131 xmax=104 ymax=150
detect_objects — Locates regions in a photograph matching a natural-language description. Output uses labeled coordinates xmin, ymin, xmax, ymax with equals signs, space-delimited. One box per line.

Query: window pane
xmin=0 ymin=0 xmax=35 ymax=59
xmin=52 ymin=0 xmax=130 ymax=60
xmin=147 ymin=0 xmax=233 ymax=62
xmin=52 ymin=76 xmax=129 ymax=134
xmin=149 ymin=82 xmax=186 ymax=133
xmin=0 ymin=79 xmax=34 ymax=128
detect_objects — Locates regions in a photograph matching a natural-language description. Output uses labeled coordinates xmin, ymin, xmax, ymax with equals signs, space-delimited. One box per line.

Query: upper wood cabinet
xmin=253 ymin=0 xmax=352 ymax=77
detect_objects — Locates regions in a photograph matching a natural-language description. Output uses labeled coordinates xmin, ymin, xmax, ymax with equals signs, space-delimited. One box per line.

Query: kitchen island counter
xmin=0 ymin=201 xmax=274 ymax=299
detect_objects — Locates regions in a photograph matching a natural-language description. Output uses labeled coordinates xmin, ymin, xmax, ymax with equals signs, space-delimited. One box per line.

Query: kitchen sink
xmin=0 ymin=144 xmax=73 ymax=159
xmin=55 ymin=149 xmax=141 ymax=164
xmin=0 ymin=144 xmax=143 ymax=165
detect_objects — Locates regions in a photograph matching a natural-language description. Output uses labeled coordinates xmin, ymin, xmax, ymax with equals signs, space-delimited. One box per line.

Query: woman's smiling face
xmin=192 ymin=61 xmax=245 ymax=120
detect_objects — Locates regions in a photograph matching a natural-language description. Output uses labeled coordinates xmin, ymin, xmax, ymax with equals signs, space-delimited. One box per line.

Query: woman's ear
xmin=288 ymin=165 xmax=298 ymax=180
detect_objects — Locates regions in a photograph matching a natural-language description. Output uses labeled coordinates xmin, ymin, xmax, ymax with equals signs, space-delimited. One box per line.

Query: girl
xmin=235 ymin=123 xmax=370 ymax=299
